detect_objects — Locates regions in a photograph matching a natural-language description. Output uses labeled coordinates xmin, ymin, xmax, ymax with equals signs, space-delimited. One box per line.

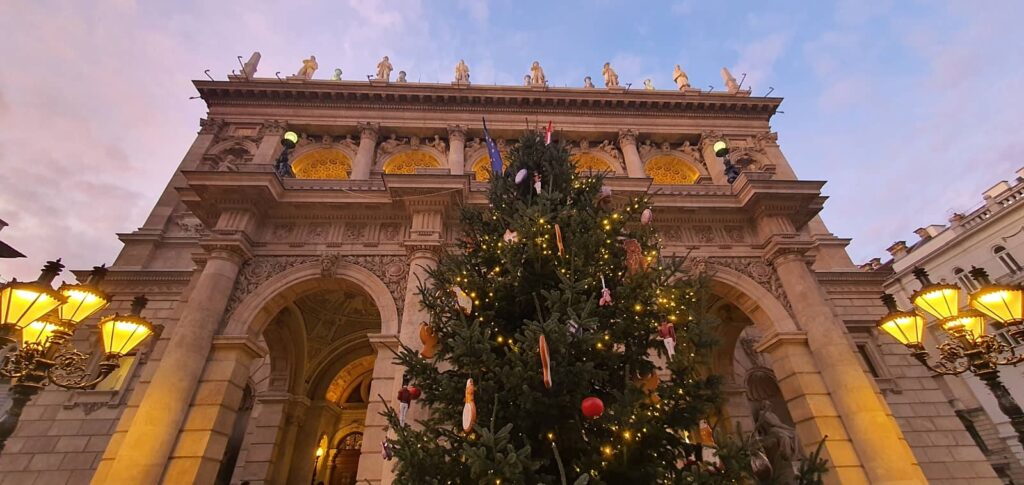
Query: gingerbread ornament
xmin=462 ymin=378 xmax=477 ymax=433
xmin=419 ymin=322 xmax=438 ymax=358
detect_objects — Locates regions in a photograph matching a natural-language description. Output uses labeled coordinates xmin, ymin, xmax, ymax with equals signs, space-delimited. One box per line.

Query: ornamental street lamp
xmin=878 ymin=267 xmax=1024 ymax=448
xmin=274 ymin=130 xmax=299 ymax=178
xmin=712 ymin=140 xmax=740 ymax=184
xmin=0 ymin=260 xmax=158 ymax=453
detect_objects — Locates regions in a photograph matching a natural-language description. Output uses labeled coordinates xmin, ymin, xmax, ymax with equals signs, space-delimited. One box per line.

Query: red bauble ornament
xmin=581 ymin=396 xmax=604 ymax=419
xmin=408 ymin=386 xmax=421 ymax=400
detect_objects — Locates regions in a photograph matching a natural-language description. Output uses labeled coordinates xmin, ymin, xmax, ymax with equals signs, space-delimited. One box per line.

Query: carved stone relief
xmin=170 ymin=213 xmax=208 ymax=237
xmin=688 ymin=256 xmax=794 ymax=318
xmin=261 ymin=221 xmax=404 ymax=246
xmin=221 ymin=253 xmax=411 ymax=328
xmin=656 ymin=224 xmax=749 ymax=244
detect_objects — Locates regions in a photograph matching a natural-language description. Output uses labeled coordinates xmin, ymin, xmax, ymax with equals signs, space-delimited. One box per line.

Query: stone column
xmin=699 ymin=131 xmax=729 ymax=185
xmin=287 ymin=401 xmax=341 ymax=485
xmin=352 ymin=122 xmax=380 ymax=180
xmin=616 ymin=129 xmax=646 ymax=178
xmin=358 ymin=334 xmax=402 ymax=485
xmin=447 ymin=125 xmax=466 ymax=175
xmin=96 ymin=215 xmax=256 ymax=484
xmin=769 ymin=248 xmax=926 ymax=483
xmin=162 ymin=336 xmax=265 ymax=484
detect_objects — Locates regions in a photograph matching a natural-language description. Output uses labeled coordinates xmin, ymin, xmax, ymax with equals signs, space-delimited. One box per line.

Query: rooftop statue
xmin=377 ymin=56 xmax=393 ymax=81
xmin=643 ymin=79 xmax=654 ymax=90
xmin=240 ymin=52 xmax=260 ymax=79
xmin=672 ymin=64 xmax=690 ymax=90
xmin=331 ymin=68 xmax=342 ymax=81
xmin=602 ymin=62 xmax=619 ymax=88
xmin=529 ymin=61 xmax=546 ymax=86
xmin=523 ymin=74 xmax=531 ymax=86
xmin=397 ymin=71 xmax=407 ymax=83
xmin=296 ymin=55 xmax=318 ymax=80
xmin=721 ymin=67 xmax=739 ymax=93
xmin=583 ymin=76 xmax=595 ymax=88
xmin=455 ymin=59 xmax=470 ymax=83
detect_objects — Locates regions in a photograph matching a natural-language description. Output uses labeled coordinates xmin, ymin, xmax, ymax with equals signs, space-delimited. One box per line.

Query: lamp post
xmin=311 ymin=445 xmax=325 ymax=485
xmin=712 ymin=140 xmax=740 ymax=184
xmin=0 ymin=260 xmax=158 ymax=453
xmin=274 ymin=130 xmax=299 ymax=178
xmin=878 ymin=267 xmax=1024 ymax=448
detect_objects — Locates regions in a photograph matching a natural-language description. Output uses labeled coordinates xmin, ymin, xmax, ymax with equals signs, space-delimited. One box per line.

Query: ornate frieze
xmin=657 ymin=224 xmax=750 ymax=244
xmin=261 ymin=221 xmax=406 ymax=246
xmin=221 ymin=253 xmax=411 ymax=327
xmin=688 ymin=256 xmax=794 ymax=317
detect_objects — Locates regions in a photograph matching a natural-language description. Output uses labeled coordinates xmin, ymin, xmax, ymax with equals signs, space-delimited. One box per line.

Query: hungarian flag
xmin=544 ymin=121 xmax=553 ymax=145
xmin=482 ymin=118 xmax=503 ymax=178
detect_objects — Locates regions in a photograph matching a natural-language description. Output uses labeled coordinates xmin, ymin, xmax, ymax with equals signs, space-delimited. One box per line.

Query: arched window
xmin=954 ymin=267 xmax=977 ymax=291
xmin=994 ymin=246 xmax=1022 ymax=274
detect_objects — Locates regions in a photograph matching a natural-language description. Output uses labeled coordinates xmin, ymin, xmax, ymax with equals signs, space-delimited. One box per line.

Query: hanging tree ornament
xmin=462 ymin=378 xmax=477 ymax=433
xmin=539 ymin=334 xmax=552 ymax=389
xmin=566 ymin=319 xmax=581 ymax=338
xmin=503 ymin=229 xmax=519 ymax=243
xmin=599 ymin=275 xmax=613 ymax=306
xmin=554 ymin=224 xmax=564 ymax=256
xmin=398 ymin=385 xmax=412 ymax=426
xmin=658 ymin=321 xmax=677 ymax=360
xmin=515 ymin=168 xmax=529 ymax=184
xmin=637 ymin=372 xmax=661 ymax=404
xmin=533 ymin=173 xmax=542 ymax=194
xmin=419 ymin=322 xmax=438 ymax=359
xmin=581 ymin=396 xmax=604 ymax=419
xmin=623 ymin=238 xmax=647 ymax=275
xmin=641 ymin=208 xmax=653 ymax=225
xmin=453 ymin=286 xmax=473 ymax=315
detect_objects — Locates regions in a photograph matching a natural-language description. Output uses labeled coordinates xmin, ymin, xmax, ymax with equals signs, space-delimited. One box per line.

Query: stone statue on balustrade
xmin=643 ymin=79 xmax=654 ymax=90
xmin=331 ymin=68 xmax=343 ymax=81
xmin=583 ymin=76 xmax=595 ymax=88
xmin=430 ymin=135 xmax=446 ymax=153
xmin=529 ymin=61 xmax=546 ymax=86
xmin=376 ymin=56 xmax=394 ymax=81
xmin=523 ymin=75 xmax=531 ymax=86
xmin=240 ymin=52 xmax=260 ymax=79
xmin=602 ymin=62 xmax=619 ymax=88
xmin=721 ymin=67 xmax=740 ymax=93
xmin=754 ymin=400 xmax=799 ymax=484
xmin=296 ymin=55 xmax=318 ymax=80
xmin=455 ymin=59 xmax=470 ymax=84
xmin=397 ymin=71 xmax=407 ymax=83
xmin=673 ymin=64 xmax=690 ymax=90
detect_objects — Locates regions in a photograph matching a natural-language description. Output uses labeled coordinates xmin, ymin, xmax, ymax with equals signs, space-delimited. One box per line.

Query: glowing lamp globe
xmin=281 ymin=131 xmax=299 ymax=148
xmin=967 ymin=268 xmax=1023 ymax=325
xmin=878 ymin=311 xmax=926 ymax=348
xmin=712 ymin=140 xmax=729 ymax=157
xmin=939 ymin=310 xmax=987 ymax=340
xmin=97 ymin=296 xmax=154 ymax=358
xmin=910 ymin=268 xmax=960 ymax=320
xmin=0 ymin=260 xmax=69 ymax=329
xmin=57 ymin=285 xmax=109 ymax=327
xmin=21 ymin=316 xmax=69 ymax=347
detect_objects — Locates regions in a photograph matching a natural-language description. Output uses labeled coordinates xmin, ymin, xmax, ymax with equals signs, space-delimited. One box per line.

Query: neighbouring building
xmin=0 ymin=57 xmax=1005 ymax=484
xmin=870 ymin=169 xmax=1024 ymax=484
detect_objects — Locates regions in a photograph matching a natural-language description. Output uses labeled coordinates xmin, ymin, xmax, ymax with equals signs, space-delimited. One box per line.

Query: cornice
xmin=194 ymin=79 xmax=782 ymax=121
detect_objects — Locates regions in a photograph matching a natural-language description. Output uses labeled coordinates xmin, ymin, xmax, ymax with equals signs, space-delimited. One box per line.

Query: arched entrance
xmin=221 ymin=261 xmax=400 ymax=485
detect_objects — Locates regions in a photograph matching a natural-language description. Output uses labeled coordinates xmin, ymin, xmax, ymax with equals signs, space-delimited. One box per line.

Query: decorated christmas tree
xmin=383 ymin=131 xmax=750 ymax=484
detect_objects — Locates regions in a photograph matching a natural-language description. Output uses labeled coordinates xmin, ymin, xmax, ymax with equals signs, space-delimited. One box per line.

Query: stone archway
xmin=220 ymin=260 xmax=400 ymax=485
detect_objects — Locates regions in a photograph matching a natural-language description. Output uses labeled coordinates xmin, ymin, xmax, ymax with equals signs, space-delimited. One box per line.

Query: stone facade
xmin=0 ymin=76 xmax=1002 ymax=484
xmin=871 ymin=169 xmax=1024 ymax=484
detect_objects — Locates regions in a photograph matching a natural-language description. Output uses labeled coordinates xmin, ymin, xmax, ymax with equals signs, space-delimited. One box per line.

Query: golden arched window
xmin=382 ymin=150 xmax=443 ymax=174
xmin=644 ymin=155 xmax=700 ymax=184
xmin=571 ymin=153 xmax=615 ymax=174
xmin=291 ymin=149 xmax=353 ymax=180
xmin=470 ymin=154 xmax=510 ymax=181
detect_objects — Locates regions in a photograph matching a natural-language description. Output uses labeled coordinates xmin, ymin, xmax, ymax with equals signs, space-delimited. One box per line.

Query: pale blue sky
xmin=1 ymin=0 xmax=1022 ymax=278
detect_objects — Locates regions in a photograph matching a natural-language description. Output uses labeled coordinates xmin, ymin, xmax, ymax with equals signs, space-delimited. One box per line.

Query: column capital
xmin=699 ymin=130 xmax=725 ymax=151
xmin=199 ymin=234 xmax=254 ymax=264
xmin=368 ymin=333 xmax=401 ymax=353
xmin=403 ymin=241 xmax=443 ymax=260
xmin=754 ymin=331 xmax=809 ymax=354
xmin=764 ymin=238 xmax=815 ymax=266
xmin=198 ymin=117 xmax=225 ymax=136
xmin=259 ymin=119 xmax=288 ymax=137
xmin=447 ymin=124 xmax=467 ymax=141
xmin=617 ymin=129 xmax=638 ymax=145
xmin=211 ymin=334 xmax=268 ymax=359
xmin=358 ymin=122 xmax=380 ymax=141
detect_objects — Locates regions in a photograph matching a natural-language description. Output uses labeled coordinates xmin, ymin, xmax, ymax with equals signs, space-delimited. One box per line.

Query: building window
xmin=954 ymin=267 xmax=977 ymax=291
xmin=856 ymin=344 xmax=881 ymax=378
xmin=93 ymin=353 xmax=137 ymax=391
xmin=994 ymin=245 xmax=1022 ymax=274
